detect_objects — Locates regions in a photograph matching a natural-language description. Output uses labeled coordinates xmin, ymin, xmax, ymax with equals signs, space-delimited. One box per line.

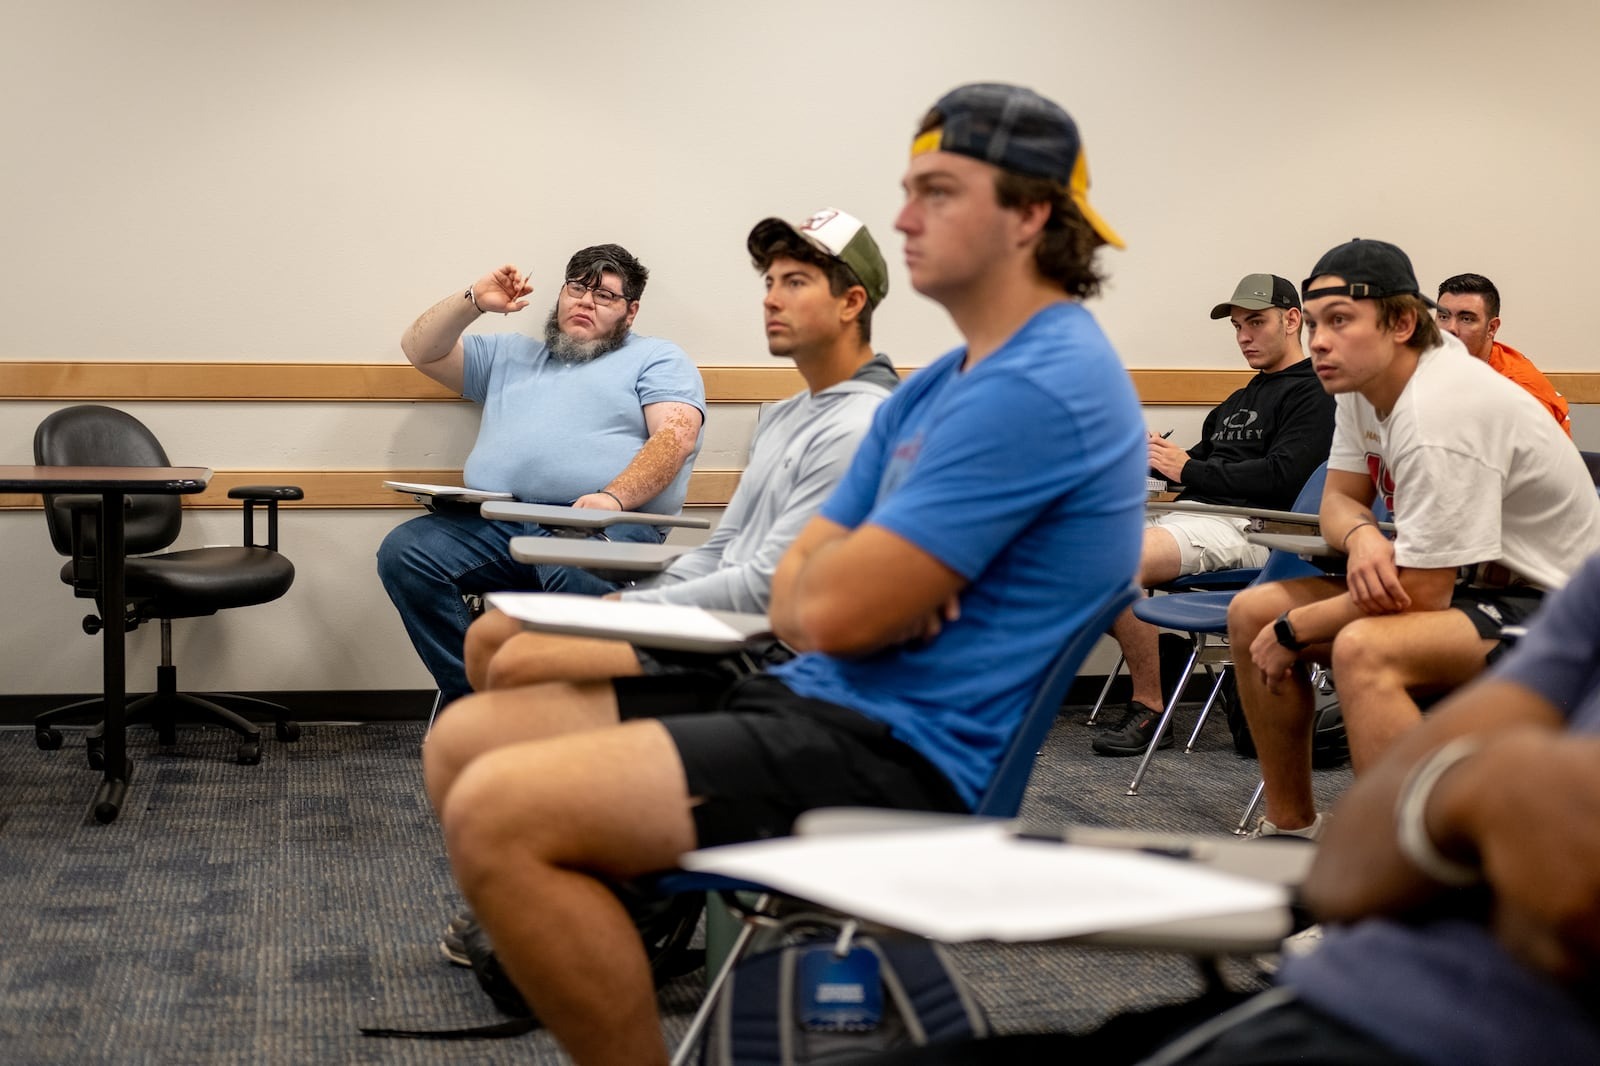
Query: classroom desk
xmin=507 ymin=536 xmax=690 ymax=572
xmin=1151 ymin=500 xmax=1396 ymax=536
xmin=480 ymin=500 xmax=710 ymax=533
xmin=1245 ymin=531 xmax=1340 ymax=558
xmin=0 ymin=465 xmax=210 ymax=824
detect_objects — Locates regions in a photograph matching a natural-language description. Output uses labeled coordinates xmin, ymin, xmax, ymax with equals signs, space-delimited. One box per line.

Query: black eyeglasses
xmin=563 ymin=279 xmax=629 ymax=307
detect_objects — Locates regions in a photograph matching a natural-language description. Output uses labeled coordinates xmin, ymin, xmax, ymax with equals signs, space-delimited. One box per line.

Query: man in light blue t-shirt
xmin=421 ymin=84 xmax=1145 ymax=1065
xmin=377 ymin=243 xmax=705 ymax=704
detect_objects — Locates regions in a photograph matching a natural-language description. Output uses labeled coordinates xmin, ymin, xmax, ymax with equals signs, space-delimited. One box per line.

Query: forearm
xmin=1284 ymin=567 xmax=1455 ymax=643
xmin=1321 ymin=492 xmax=1380 ymax=551
xmin=769 ymin=518 xmax=848 ymax=650
xmin=1304 ymin=685 xmax=1563 ymax=921
xmin=602 ymin=427 xmax=694 ymax=510
xmin=402 ymin=289 xmax=479 ymax=367
xmin=625 ymin=559 xmax=771 ymax=613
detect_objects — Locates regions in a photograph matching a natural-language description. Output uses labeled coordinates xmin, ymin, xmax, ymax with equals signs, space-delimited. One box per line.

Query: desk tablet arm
xmin=228 ymin=485 xmax=303 ymax=552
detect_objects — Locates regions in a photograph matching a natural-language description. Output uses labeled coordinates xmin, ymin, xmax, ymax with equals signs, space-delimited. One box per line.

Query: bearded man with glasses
xmin=379 ymin=243 xmax=705 ymax=707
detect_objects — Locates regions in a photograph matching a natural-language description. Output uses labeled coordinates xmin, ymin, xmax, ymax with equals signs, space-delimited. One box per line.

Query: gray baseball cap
xmin=1210 ymin=274 xmax=1302 ymax=319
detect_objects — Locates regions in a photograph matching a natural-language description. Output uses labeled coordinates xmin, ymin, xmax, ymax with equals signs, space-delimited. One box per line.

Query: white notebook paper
xmin=382 ymin=480 xmax=513 ymax=502
xmin=487 ymin=592 xmax=771 ymax=652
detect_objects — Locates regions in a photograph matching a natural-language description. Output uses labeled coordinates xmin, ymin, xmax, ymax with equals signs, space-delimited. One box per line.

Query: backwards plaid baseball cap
xmin=1209 ymin=274 xmax=1301 ymax=319
xmin=911 ymin=82 xmax=1124 ymax=249
xmin=747 ymin=208 xmax=889 ymax=307
xmin=1303 ymin=239 xmax=1436 ymax=308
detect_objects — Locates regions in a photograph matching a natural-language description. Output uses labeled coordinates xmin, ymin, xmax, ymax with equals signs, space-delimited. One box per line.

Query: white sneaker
xmin=1245 ymin=812 xmax=1325 ymax=841
xmin=1255 ymin=923 xmax=1324 ymax=976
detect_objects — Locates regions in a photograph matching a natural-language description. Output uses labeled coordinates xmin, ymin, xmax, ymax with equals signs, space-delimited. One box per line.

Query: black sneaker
xmin=440 ymin=908 xmax=475 ymax=967
xmin=1091 ymin=702 xmax=1172 ymax=757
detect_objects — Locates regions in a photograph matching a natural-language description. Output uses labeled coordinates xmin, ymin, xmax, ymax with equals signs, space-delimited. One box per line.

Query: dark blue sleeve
xmin=1491 ymin=552 xmax=1600 ymax=719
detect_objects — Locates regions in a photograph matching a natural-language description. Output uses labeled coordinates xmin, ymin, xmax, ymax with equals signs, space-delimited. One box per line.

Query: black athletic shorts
xmin=1451 ymin=585 xmax=1543 ymax=665
xmin=611 ymin=672 xmax=967 ymax=848
xmin=632 ymin=637 xmax=794 ymax=681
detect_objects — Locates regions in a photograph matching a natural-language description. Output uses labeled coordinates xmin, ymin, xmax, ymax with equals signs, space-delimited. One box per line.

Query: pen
xmin=1160 ymin=429 xmax=1174 ymax=439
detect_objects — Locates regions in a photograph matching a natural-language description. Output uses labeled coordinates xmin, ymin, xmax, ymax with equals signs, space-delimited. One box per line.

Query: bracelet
xmin=464 ymin=286 xmax=483 ymax=315
xmin=598 ymin=489 xmax=624 ymax=510
xmin=1394 ymin=736 xmax=1486 ymax=887
xmin=1340 ymin=516 xmax=1378 ymax=552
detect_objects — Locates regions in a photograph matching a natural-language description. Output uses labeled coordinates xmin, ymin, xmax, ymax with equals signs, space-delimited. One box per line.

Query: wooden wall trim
xmin=0 ymin=362 xmax=814 ymax=404
xmin=6 ymin=359 xmax=1597 ymax=406
xmin=0 ymin=469 xmax=743 ymax=511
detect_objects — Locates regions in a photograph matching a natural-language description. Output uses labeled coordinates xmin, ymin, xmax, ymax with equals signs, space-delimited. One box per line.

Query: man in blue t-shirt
xmin=420 ymin=84 xmax=1146 ymax=1065
xmin=377 ymin=243 xmax=705 ymax=704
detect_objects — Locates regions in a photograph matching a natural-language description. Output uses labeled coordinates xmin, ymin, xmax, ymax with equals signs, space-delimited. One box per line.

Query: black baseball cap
xmin=1209 ymin=274 xmax=1301 ymax=320
xmin=1302 ymin=239 xmax=1436 ymax=308
xmin=912 ymin=82 xmax=1124 ymax=249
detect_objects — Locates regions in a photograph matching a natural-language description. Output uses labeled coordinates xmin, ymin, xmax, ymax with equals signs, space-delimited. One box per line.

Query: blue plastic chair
xmin=657 ymin=581 xmax=1140 ymax=1064
xmin=1122 ymin=464 xmax=1330 ymax=798
xmin=1084 ymin=565 xmax=1260 ymax=726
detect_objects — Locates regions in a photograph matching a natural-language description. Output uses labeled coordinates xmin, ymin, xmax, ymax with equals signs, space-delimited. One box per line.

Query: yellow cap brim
xmin=1070 ymin=151 xmax=1124 ymax=250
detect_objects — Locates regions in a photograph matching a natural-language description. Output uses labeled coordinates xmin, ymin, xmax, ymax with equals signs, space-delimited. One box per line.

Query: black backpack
xmin=1218 ymin=671 xmax=1350 ymax=769
xmin=697 ymin=913 xmax=988 ymax=1065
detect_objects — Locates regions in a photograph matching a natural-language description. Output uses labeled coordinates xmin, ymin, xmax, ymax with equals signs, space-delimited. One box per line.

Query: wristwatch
xmin=1273 ymin=610 xmax=1307 ymax=651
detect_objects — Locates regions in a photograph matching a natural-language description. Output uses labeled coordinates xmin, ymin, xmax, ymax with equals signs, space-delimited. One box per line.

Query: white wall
xmin=2 ymin=1 xmax=1596 ymax=694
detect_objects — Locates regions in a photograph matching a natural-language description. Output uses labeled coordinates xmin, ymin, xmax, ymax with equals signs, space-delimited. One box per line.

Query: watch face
xmin=1275 ymin=616 xmax=1299 ymax=650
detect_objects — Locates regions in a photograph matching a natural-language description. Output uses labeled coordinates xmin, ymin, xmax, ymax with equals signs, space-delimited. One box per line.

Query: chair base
xmin=34 ymin=664 xmax=300 ymax=767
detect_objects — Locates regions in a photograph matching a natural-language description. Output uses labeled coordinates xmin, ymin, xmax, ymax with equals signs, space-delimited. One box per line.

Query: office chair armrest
xmin=53 ymin=494 xmax=118 ymax=588
xmin=227 ymin=485 xmax=303 ymax=552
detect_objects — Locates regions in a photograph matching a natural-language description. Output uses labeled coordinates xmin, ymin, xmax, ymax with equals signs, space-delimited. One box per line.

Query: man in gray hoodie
xmin=461 ymin=207 xmax=896 ymax=692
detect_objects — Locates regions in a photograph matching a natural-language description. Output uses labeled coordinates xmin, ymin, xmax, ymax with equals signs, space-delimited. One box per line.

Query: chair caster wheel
xmin=86 ymin=738 xmax=105 ymax=771
xmin=275 ymin=721 xmax=301 ymax=742
xmin=35 ymin=727 xmax=63 ymax=751
xmin=237 ymin=743 xmax=261 ymax=765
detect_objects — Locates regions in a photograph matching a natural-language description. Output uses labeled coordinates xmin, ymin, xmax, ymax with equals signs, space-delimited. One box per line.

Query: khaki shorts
xmin=1146 ymin=512 xmax=1269 ymax=576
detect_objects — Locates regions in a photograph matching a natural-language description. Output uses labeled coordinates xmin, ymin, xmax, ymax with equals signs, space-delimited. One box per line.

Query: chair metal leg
xmin=423 ymin=690 xmax=444 ymax=742
xmin=1234 ymin=778 xmax=1266 ymax=835
xmin=1085 ymin=652 xmax=1125 ymax=725
xmin=670 ymin=892 xmax=774 ymax=1066
xmin=1126 ymin=638 xmax=1201 ymax=795
xmin=1184 ymin=668 xmax=1232 ymax=752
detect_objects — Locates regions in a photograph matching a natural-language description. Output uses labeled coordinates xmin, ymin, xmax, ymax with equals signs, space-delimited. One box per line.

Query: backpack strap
xmin=872 ymin=939 xmax=988 ymax=1044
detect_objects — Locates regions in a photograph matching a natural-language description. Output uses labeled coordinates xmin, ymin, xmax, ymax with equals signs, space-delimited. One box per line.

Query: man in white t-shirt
xmin=1227 ymin=238 xmax=1600 ymax=839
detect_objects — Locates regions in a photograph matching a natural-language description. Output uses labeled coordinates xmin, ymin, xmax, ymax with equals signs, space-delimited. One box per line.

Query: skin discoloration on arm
xmin=573 ymin=401 xmax=702 ymax=511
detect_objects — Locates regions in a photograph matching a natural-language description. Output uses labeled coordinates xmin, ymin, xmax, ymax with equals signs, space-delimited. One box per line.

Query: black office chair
xmin=33 ymin=405 xmax=303 ymax=765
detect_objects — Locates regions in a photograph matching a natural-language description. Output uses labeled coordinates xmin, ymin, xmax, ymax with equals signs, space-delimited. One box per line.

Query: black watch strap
xmin=1273 ymin=610 xmax=1307 ymax=651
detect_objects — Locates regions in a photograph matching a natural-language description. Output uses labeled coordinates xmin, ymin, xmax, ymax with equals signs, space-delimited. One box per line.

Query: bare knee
xmin=439 ymin=759 xmax=536 ymax=892
xmin=422 ymin=691 xmax=495 ymax=813
xmin=465 ymin=610 xmax=522 ymax=690
xmin=485 ymin=638 xmax=551 ymax=690
xmin=1329 ymin=618 xmax=1395 ymax=686
xmin=1228 ymin=583 xmax=1281 ymax=643
xmin=1139 ymin=527 xmax=1183 ymax=586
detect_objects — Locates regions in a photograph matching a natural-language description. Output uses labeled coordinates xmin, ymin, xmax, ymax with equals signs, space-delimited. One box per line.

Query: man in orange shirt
xmin=1436 ymin=273 xmax=1571 ymax=436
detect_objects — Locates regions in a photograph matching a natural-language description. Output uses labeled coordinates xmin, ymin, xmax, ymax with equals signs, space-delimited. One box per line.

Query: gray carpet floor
xmin=0 ymin=705 xmax=1353 ymax=1065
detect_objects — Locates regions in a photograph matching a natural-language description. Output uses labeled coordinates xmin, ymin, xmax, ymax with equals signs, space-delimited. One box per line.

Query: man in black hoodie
xmin=1094 ymin=273 xmax=1335 ymax=756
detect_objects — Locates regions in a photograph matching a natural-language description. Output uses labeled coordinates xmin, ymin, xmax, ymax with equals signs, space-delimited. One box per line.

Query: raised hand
xmin=471 ymin=265 xmax=535 ymax=315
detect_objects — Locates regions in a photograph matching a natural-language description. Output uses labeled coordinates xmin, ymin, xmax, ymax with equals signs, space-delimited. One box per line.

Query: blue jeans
xmin=375 ymin=510 xmax=664 ymax=704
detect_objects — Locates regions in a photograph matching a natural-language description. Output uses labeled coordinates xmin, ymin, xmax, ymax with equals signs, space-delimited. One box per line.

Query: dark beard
xmin=544 ymin=303 xmax=631 ymax=364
